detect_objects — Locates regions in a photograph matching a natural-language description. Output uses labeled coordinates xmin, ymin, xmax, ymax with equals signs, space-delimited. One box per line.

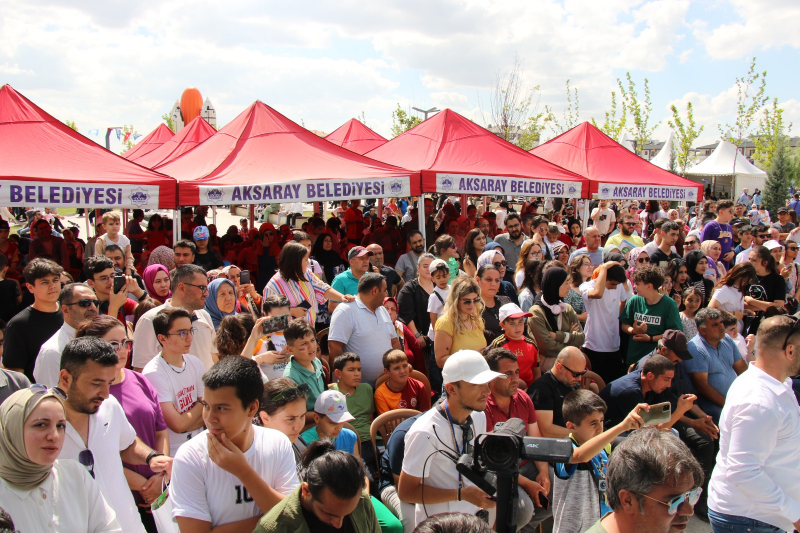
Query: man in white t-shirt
xmin=171 ymin=356 xmax=299 ymax=531
xmin=580 ymin=263 xmax=631 ymax=385
xmin=590 ymin=200 xmax=616 ymax=237
xmin=132 ymin=264 xmax=217 ymax=371
xmin=398 ymin=350 xmax=506 ymax=528
xmin=58 ymin=337 xmax=173 ymax=533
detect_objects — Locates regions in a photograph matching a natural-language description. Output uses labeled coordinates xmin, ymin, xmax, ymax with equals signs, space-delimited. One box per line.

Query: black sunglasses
xmin=638 ymin=257 xmax=651 ymax=263
xmin=559 ymin=362 xmax=588 ymax=378
xmin=63 ymin=298 xmax=100 ymax=308
xmin=781 ymin=316 xmax=800 ymax=350
xmin=79 ymin=449 xmax=95 ymax=479
xmin=493 ymin=260 xmax=508 ymax=268
xmin=271 ymin=383 xmax=311 ymax=403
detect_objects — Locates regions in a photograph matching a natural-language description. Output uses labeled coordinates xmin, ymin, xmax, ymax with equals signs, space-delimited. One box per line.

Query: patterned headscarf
xmin=147 ymin=245 xmax=175 ymax=270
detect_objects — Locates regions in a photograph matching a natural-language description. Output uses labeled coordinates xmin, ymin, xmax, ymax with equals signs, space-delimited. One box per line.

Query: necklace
xmin=161 ymin=354 xmax=186 ymax=373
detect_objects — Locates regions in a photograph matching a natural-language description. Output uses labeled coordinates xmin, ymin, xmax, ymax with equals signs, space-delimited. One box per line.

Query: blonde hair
xmin=439 ymin=275 xmax=484 ymax=337
xmin=516 ymin=239 xmax=541 ymax=276
xmin=102 ymin=211 xmax=121 ymax=224
xmin=382 ymin=349 xmax=407 ymax=370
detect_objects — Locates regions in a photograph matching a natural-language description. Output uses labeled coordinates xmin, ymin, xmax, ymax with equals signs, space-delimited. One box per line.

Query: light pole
xmin=412 ymin=107 xmax=440 ymax=121
xmin=105 ymin=127 xmax=122 ymax=150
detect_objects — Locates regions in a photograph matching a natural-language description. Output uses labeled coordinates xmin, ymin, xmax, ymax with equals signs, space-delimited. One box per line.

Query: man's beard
xmin=510 ymin=229 xmax=521 ymax=239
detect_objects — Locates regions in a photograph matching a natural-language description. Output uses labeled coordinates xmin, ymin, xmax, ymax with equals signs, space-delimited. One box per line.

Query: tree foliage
xmin=64 ymin=120 xmax=78 ymax=131
xmin=753 ymin=97 xmax=792 ymax=170
xmin=390 ymin=104 xmax=422 ymax=138
xmin=548 ymin=79 xmax=580 ymax=137
xmin=718 ymin=56 xmax=768 ymax=146
xmin=591 ymin=86 xmax=627 ymax=141
xmin=668 ymin=102 xmax=704 ymax=176
xmin=621 ymin=73 xmax=657 ymax=150
xmin=119 ymin=125 xmax=138 ymax=154
xmin=763 ymin=138 xmax=791 ymax=221
xmin=162 ymin=112 xmax=175 ymax=133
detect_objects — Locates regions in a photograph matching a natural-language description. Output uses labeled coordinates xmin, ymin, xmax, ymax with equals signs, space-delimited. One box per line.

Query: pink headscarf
xmin=142 ymin=264 xmax=171 ymax=304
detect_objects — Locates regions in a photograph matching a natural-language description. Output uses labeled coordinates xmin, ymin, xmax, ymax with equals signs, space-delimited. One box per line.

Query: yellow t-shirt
xmin=434 ymin=315 xmax=487 ymax=353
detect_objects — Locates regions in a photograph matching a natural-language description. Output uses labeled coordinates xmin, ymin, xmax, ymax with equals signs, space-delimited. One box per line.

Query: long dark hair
xmin=278 ymin=242 xmax=309 ymax=283
xmin=147 ymin=213 xmax=163 ymax=231
xmin=715 ymin=262 xmax=756 ymax=293
xmin=462 ymin=228 xmax=484 ymax=266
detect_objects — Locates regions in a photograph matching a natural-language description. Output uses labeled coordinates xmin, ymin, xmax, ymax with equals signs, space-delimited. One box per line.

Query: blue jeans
xmin=708 ymin=509 xmax=784 ymax=533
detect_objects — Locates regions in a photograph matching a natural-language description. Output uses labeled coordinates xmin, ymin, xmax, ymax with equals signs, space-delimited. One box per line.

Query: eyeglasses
xmin=638 ymin=257 xmax=651 ymax=263
xmin=164 ymin=328 xmax=196 ymax=340
xmin=183 ymin=282 xmax=209 ymax=294
xmin=684 ymin=241 xmax=698 ymax=246
xmin=559 ymin=362 xmax=588 ymax=378
xmin=63 ymin=298 xmax=100 ymax=308
xmin=271 ymin=383 xmax=311 ymax=403
xmin=461 ymin=298 xmax=481 ymax=306
xmin=623 ymin=222 xmax=636 ymax=226
xmin=758 ymin=234 xmax=770 ymax=239
xmin=530 ymin=251 xmax=543 ymax=256
xmin=781 ymin=315 xmax=800 ymax=350
xmin=493 ymin=260 xmax=508 ymax=268
xmin=635 ymin=487 xmax=702 ymax=515
xmin=108 ymin=339 xmax=133 ymax=352
xmin=30 ymin=383 xmax=68 ymax=401
xmin=78 ymin=448 xmax=95 ymax=479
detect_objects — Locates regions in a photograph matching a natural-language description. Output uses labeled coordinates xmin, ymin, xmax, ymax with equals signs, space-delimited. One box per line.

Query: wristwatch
xmin=146 ymin=451 xmax=164 ymax=467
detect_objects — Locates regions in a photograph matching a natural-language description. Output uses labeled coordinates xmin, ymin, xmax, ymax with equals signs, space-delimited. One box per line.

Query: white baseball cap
xmin=313 ymin=390 xmax=355 ymax=423
xmin=764 ymin=240 xmax=784 ymax=251
xmin=499 ymin=303 xmax=532 ymax=323
xmin=442 ymin=350 xmax=506 ymax=385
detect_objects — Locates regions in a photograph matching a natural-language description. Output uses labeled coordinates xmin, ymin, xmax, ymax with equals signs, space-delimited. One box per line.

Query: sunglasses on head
xmin=30 ymin=383 xmax=68 ymax=401
xmin=271 ymin=383 xmax=311 ymax=404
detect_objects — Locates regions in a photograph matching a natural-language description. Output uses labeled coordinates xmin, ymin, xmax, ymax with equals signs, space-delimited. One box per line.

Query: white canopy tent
xmin=620 ymin=132 xmax=636 ymax=152
xmin=649 ymin=131 xmax=675 ymax=170
xmin=686 ymin=140 xmax=767 ymax=199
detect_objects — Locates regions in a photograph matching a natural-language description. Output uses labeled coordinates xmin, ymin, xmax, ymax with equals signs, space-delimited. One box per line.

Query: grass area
xmin=57 ymin=208 xmax=78 ymax=216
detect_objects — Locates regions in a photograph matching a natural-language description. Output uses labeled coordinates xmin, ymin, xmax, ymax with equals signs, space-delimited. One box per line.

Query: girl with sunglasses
xmin=434 ymin=275 xmax=486 ymax=369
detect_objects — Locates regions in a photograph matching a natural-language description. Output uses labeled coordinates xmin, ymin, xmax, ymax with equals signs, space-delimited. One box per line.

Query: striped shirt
xmin=264 ymin=271 xmax=330 ymax=324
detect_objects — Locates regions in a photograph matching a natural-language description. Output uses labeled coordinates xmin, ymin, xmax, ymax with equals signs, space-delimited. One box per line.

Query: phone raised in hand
xmin=240 ymin=270 xmax=251 ymax=286
xmin=262 ymin=314 xmax=290 ymax=335
xmin=113 ymin=275 xmax=126 ymax=294
xmin=641 ymin=402 xmax=671 ymax=427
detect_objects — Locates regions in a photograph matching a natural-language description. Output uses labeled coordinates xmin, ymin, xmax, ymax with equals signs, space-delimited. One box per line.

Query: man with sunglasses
xmin=586 ymin=427 xmax=704 ymax=533
xmin=34 ymin=283 xmax=99 ymax=387
xmin=735 ymin=224 xmax=770 ymax=265
xmin=133 ymin=264 xmax=217 ymax=372
xmin=494 ymin=213 xmax=529 ymax=283
xmin=605 ymin=214 xmax=644 ymax=257
xmin=708 ymin=315 xmax=800 ymax=533
xmin=682 ymin=236 xmax=701 ymax=255
xmin=528 ymin=346 xmax=591 ymax=439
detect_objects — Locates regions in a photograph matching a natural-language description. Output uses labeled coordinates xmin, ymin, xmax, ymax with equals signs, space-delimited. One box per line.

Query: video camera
xmin=453 ymin=418 xmax=573 ymax=533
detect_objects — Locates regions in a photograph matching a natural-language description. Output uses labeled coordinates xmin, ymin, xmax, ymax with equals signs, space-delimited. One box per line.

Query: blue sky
xmin=1 ymin=0 xmax=798 ymax=154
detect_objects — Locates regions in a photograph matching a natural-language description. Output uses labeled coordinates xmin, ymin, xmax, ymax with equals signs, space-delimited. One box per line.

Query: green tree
xmin=719 ymin=56 xmax=768 ymax=147
xmin=358 ymin=110 xmax=367 ymax=126
xmin=119 ymin=125 xmax=139 ymax=154
xmin=668 ymin=102 xmax=704 ymax=175
xmin=162 ymin=113 xmax=175 ymax=133
xmin=64 ymin=120 xmax=78 ymax=131
xmin=390 ymin=104 xmax=422 ymax=138
xmin=548 ymin=79 xmax=580 ymax=137
xmin=591 ymin=86 xmax=627 ymax=141
xmin=753 ymin=97 xmax=792 ymax=170
xmin=622 ymin=73 xmax=658 ymax=150
xmin=763 ymin=138 xmax=791 ymax=221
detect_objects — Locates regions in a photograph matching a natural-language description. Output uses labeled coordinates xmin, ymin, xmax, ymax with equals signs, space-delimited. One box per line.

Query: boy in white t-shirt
xmin=93 ymin=211 xmax=134 ymax=273
xmin=427 ymin=258 xmax=451 ymax=339
xmin=143 ymin=307 xmax=206 ymax=457
xmin=246 ymin=295 xmax=292 ymax=380
xmin=171 ymin=356 xmax=299 ymax=531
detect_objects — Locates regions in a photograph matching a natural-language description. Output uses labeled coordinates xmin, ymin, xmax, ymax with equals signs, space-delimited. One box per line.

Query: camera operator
xmin=398 ymin=350 xmax=505 ymax=529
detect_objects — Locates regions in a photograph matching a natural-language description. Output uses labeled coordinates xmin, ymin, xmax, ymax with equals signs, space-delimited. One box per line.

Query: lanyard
xmin=439 ymin=400 xmax=471 ymax=488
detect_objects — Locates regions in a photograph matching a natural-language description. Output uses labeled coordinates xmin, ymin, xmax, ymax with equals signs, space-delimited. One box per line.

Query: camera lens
xmin=483 ymin=435 xmax=518 ymax=471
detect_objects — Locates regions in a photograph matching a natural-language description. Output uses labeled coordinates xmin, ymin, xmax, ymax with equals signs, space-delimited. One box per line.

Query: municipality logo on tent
xmin=390 ymin=180 xmax=405 ymax=196
xmin=601 ymin=187 xmax=610 ymax=197
xmin=687 ymin=190 xmax=696 ymax=200
xmin=128 ymin=188 xmax=150 ymax=206
xmin=568 ymin=185 xmax=578 ymax=195
xmin=440 ymin=175 xmax=454 ymax=192
xmin=206 ymin=188 xmax=225 ymax=204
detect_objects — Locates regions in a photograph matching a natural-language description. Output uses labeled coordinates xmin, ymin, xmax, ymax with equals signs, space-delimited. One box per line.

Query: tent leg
xmin=212 ymin=206 xmax=217 ymax=227
xmin=173 ymin=210 xmax=180 ymax=246
xmin=582 ymin=197 xmax=590 ymax=225
xmin=249 ymin=205 xmax=255 ymax=229
xmin=482 ymin=196 xmax=488 ymax=217
xmin=122 ymin=209 xmax=128 ymax=234
xmin=417 ymin=195 xmax=426 ymax=243
xmin=85 ymin=210 xmax=90 ymax=238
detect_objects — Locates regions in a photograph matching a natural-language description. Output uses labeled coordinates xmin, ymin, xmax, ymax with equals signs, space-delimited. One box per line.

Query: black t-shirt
xmin=379 ymin=265 xmax=401 ymax=290
xmin=3 ymin=306 xmax=63 ymax=381
xmin=750 ymin=271 xmax=787 ymax=303
xmin=0 ymin=279 xmax=21 ymax=323
xmin=302 ymin=505 xmax=355 ymax=533
xmin=598 ymin=371 xmax=672 ymax=429
xmin=194 ymin=251 xmax=224 ymax=272
xmin=482 ymin=296 xmax=511 ymax=345
xmin=648 ymin=248 xmax=681 ymax=268
xmin=527 ymin=371 xmax=579 ymax=428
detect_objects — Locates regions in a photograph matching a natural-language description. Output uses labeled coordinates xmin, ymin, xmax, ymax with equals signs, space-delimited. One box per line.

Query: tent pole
xmin=377 ymin=198 xmax=384 ymax=220
xmin=249 ymin=205 xmax=255 ymax=230
xmin=417 ymin=195 xmax=426 ymax=243
xmin=173 ymin=210 xmax=180 ymax=246
xmin=122 ymin=209 xmax=128 ymax=234
xmin=212 ymin=206 xmax=217 ymax=227
xmin=482 ymin=196 xmax=488 ymax=217
xmin=85 ymin=209 xmax=90 ymax=239
xmin=582 ymin=196 xmax=590 ymax=225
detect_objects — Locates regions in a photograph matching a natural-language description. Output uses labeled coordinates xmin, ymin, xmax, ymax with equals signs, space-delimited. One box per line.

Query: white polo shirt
xmin=170 ymin=427 xmax=299 ymax=528
xmin=132 ymin=299 xmax=216 ymax=370
xmin=33 ymin=323 xmax=76 ymax=387
xmin=60 ymin=394 xmax=144 ymax=533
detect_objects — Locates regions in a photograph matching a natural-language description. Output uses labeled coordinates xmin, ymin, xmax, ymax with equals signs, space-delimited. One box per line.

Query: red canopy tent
xmin=0 ymin=85 xmax=177 ymax=209
xmin=122 ymin=123 xmax=174 ymax=163
xmin=364 ymin=109 xmax=588 ymax=198
xmin=325 ymin=118 xmax=387 ymax=155
xmin=134 ymin=116 xmax=216 ymax=169
xmin=531 ymin=122 xmax=702 ymax=202
xmin=160 ymin=101 xmax=419 ymax=206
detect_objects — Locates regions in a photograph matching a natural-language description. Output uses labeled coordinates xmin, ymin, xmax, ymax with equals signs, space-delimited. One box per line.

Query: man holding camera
xmin=398 ymin=350 xmax=504 ymax=528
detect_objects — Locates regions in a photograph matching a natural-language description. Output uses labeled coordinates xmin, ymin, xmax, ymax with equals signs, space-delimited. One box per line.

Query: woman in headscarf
xmin=205 ymin=278 xmax=238 ymax=329
xmin=626 ymin=247 xmax=650 ymax=280
xmin=147 ymin=245 xmax=175 ymax=270
xmin=0 ymin=388 xmax=120 ymax=532
xmin=142 ymin=264 xmax=171 ymax=305
xmin=223 ymin=265 xmax=262 ymax=315
xmin=527 ymin=265 xmax=585 ymax=372
xmin=310 ymin=232 xmax=346 ymax=283
xmin=685 ymin=249 xmax=715 ymax=306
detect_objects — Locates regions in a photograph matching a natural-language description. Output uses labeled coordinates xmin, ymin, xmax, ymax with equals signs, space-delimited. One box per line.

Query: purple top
xmin=110 ymin=368 xmax=167 ymax=501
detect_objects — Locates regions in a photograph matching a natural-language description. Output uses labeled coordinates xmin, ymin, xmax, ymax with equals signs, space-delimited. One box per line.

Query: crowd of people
xmin=0 ymin=192 xmax=798 ymax=533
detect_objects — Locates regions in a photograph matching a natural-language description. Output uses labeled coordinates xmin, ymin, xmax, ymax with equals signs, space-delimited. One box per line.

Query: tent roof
xmin=686 ymin=139 xmax=767 ymax=177
xmin=325 ymin=119 xmax=387 ymax=155
xmin=649 ymin=131 xmax=675 ymax=170
xmin=364 ymin=109 xmax=588 ymax=198
xmin=0 ymin=85 xmax=177 ymax=209
xmin=134 ymin=117 xmax=216 ymax=169
xmin=531 ymin=122 xmax=702 ymax=202
xmin=158 ymin=101 xmax=419 ymax=205
xmin=122 ymin=123 xmax=174 ymax=162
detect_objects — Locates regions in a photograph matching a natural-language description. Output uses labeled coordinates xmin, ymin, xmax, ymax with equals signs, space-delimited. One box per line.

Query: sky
xmin=1 ymin=0 xmax=799 ymax=154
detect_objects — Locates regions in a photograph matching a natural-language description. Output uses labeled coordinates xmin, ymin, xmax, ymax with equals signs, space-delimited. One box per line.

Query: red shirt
xmin=498 ymin=337 xmax=539 ymax=386
xmin=344 ymin=207 xmax=364 ymax=240
xmin=374 ymin=377 xmax=431 ymax=414
xmin=484 ymin=389 xmax=537 ymax=432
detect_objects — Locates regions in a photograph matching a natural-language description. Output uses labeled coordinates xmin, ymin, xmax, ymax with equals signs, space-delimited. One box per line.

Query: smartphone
xmin=113 ymin=275 xmax=126 ymax=294
xmin=538 ymin=493 xmax=550 ymax=510
xmin=296 ymin=300 xmax=312 ymax=310
xmin=369 ymin=261 xmax=374 ymax=272
xmin=262 ymin=314 xmax=290 ymax=335
xmin=240 ymin=270 xmax=251 ymax=285
xmin=641 ymin=402 xmax=671 ymax=426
